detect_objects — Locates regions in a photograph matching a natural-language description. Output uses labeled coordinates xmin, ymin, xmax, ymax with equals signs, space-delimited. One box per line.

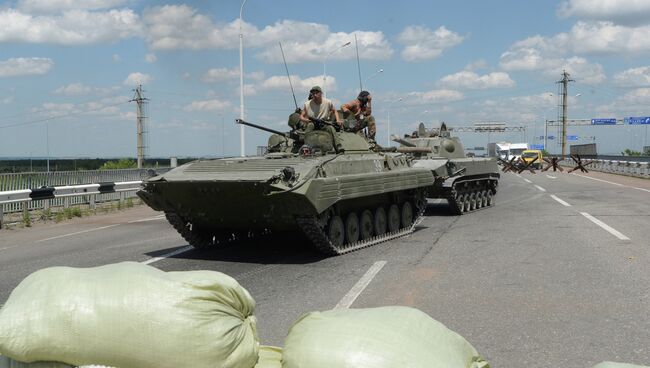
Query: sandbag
xmin=0 ymin=262 xmax=259 ymax=368
xmin=253 ymin=346 xmax=282 ymax=368
xmin=282 ymin=306 xmax=489 ymax=368
xmin=593 ymin=363 xmax=650 ymax=368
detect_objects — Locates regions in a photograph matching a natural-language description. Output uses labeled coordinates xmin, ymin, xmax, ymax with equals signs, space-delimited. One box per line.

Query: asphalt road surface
xmin=1 ymin=170 xmax=648 ymax=368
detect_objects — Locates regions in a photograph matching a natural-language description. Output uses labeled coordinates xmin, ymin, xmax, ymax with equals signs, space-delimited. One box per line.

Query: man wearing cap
xmin=340 ymin=90 xmax=376 ymax=140
xmin=298 ymin=86 xmax=344 ymax=152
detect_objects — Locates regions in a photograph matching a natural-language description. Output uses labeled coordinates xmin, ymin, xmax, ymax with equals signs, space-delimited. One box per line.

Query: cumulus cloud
xmin=17 ymin=0 xmax=129 ymax=13
xmin=558 ymin=0 xmax=650 ymax=25
xmin=569 ymin=21 xmax=650 ymax=54
xmin=407 ymin=89 xmax=464 ymax=103
xmin=613 ymin=66 xmax=650 ymax=86
xmin=397 ymin=25 xmax=465 ymax=62
xmin=53 ymin=83 xmax=92 ymax=95
xmin=123 ymin=72 xmax=152 ymax=86
xmin=142 ymin=5 xmax=392 ymax=63
xmin=438 ymin=71 xmax=515 ymax=89
xmin=0 ymin=57 xmax=53 ymax=77
xmin=201 ymin=67 xmax=264 ymax=83
xmin=145 ymin=53 xmax=157 ymax=63
xmin=183 ymin=99 xmax=232 ymax=112
xmin=259 ymin=75 xmax=335 ymax=92
xmin=0 ymin=8 xmax=141 ymax=45
xmin=620 ymin=87 xmax=650 ymax=104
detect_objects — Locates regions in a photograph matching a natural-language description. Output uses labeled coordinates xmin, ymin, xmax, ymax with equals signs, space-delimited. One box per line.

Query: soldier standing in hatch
xmin=298 ymin=86 xmax=344 ymax=152
xmin=340 ymin=90 xmax=376 ymax=141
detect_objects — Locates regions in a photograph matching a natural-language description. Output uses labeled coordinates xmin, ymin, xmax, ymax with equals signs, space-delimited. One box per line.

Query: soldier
xmin=298 ymin=86 xmax=344 ymax=153
xmin=340 ymin=90 xmax=376 ymax=140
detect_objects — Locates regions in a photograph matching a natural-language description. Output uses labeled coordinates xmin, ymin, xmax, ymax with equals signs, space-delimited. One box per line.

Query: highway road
xmin=1 ymin=170 xmax=648 ymax=368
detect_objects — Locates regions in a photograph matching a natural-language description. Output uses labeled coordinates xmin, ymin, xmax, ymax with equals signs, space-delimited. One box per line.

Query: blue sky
xmin=1 ymin=0 xmax=650 ymax=158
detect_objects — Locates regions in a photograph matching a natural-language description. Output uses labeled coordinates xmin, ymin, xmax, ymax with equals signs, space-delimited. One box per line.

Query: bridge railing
xmin=0 ymin=168 xmax=168 ymax=227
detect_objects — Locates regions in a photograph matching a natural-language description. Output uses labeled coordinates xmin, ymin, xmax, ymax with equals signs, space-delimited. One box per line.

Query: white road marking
xmin=550 ymin=194 xmax=571 ymax=207
xmin=573 ymin=173 xmax=624 ymax=186
xmin=516 ymin=174 xmax=521 ymax=178
xmin=523 ymin=178 xmax=532 ymax=183
xmin=141 ymin=245 xmax=194 ymax=265
xmin=335 ymin=261 xmax=386 ymax=310
xmin=546 ymin=175 xmax=557 ymax=179
xmin=633 ymin=187 xmax=650 ymax=193
xmin=580 ymin=212 xmax=630 ymax=241
xmin=534 ymin=185 xmax=546 ymax=192
xmin=36 ymin=225 xmax=120 ymax=243
xmin=128 ymin=215 xmax=166 ymax=223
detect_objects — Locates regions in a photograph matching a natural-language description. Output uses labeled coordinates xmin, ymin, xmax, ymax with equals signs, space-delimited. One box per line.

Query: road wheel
xmin=345 ymin=212 xmax=360 ymax=244
xmin=387 ymin=204 xmax=401 ymax=232
xmin=326 ymin=215 xmax=345 ymax=248
xmin=480 ymin=190 xmax=488 ymax=207
xmin=374 ymin=207 xmax=387 ymax=235
xmin=486 ymin=191 xmax=494 ymax=206
xmin=463 ymin=193 xmax=471 ymax=213
xmin=359 ymin=210 xmax=374 ymax=240
xmin=401 ymin=201 xmax=413 ymax=228
xmin=470 ymin=192 xmax=477 ymax=210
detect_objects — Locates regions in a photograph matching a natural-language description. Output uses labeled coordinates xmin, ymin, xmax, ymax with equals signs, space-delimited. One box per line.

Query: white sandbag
xmin=253 ymin=346 xmax=282 ymax=368
xmin=593 ymin=363 xmax=650 ymax=368
xmin=0 ymin=356 xmax=71 ymax=368
xmin=282 ymin=306 xmax=489 ymax=368
xmin=0 ymin=262 xmax=258 ymax=368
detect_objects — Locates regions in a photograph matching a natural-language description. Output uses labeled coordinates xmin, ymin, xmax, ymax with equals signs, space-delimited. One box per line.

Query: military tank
xmin=137 ymin=118 xmax=434 ymax=256
xmin=392 ymin=122 xmax=499 ymax=214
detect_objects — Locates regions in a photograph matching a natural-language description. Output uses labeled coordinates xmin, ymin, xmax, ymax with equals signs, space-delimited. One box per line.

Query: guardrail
xmin=0 ymin=181 xmax=144 ymax=228
xmin=588 ymin=159 xmax=650 ymax=178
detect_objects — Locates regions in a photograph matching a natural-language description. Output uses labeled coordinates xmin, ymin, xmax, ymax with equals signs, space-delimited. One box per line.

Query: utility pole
xmin=130 ymin=85 xmax=149 ymax=169
xmin=557 ymin=70 xmax=574 ymax=157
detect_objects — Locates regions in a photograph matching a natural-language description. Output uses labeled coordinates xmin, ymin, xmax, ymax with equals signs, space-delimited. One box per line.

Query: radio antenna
xmin=355 ymin=34 xmax=363 ymax=92
xmin=279 ymin=42 xmax=298 ymax=110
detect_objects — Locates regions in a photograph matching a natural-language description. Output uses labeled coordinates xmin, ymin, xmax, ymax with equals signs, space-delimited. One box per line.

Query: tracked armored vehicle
xmin=392 ymin=123 xmax=499 ymax=214
xmin=137 ymin=119 xmax=434 ymax=256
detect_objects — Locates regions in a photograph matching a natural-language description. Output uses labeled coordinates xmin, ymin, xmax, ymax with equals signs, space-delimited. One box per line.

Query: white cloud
xmin=112 ymin=54 xmax=121 ymax=62
xmin=142 ymin=5 xmax=392 ymax=63
xmin=201 ymin=67 xmax=265 ymax=83
xmin=183 ymin=99 xmax=232 ymax=112
xmin=0 ymin=8 xmax=141 ymax=45
xmin=407 ymin=89 xmax=464 ymax=103
xmin=123 ymin=72 xmax=152 ymax=86
xmin=0 ymin=57 xmax=53 ymax=77
xmin=569 ymin=21 xmax=650 ymax=54
xmin=397 ymin=25 xmax=465 ymax=62
xmin=17 ymin=0 xmax=128 ymax=13
xmin=145 ymin=53 xmax=157 ymax=63
xmin=613 ymin=66 xmax=650 ymax=86
xmin=560 ymin=57 xmax=606 ymax=84
xmin=464 ymin=59 xmax=489 ymax=71
xmin=53 ymin=83 xmax=92 ymax=95
xmin=558 ymin=0 xmax=650 ymax=25
xmin=438 ymin=71 xmax=515 ymax=89
xmin=260 ymin=75 xmax=335 ymax=92
xmin=620 ymin=87 xmax=650 ymax=104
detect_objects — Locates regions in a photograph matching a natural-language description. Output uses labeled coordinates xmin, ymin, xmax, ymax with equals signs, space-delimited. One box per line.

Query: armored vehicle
xmin=392 ymin=123 xmax=499 ymax=214
xmin=137 ymin=119 xmax=434 ymax=256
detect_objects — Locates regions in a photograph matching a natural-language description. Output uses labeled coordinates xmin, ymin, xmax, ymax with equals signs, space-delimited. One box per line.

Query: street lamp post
xmin=239 ymin=0 xmax=248 ymax=157
xmin=364 ymin=68 xmax=383 ymax=87
xmin=46 ymin=120 xmax=50 ymax=173
xmin=387 ymin=97 xmax=402 ymax=146
xmin=323 ymin=41 xmax=351 ymax=97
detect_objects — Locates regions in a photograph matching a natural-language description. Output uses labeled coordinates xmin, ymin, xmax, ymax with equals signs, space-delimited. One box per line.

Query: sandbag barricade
xmin=282 ymin=306 xmax=490 ymax=368
xmin=0 ymin=262 xmax=259 ymax=368
xmin=593 ymin=363 xmax=650 ymax=368
xmin=253 ymin=346 xmax=282 ymax=368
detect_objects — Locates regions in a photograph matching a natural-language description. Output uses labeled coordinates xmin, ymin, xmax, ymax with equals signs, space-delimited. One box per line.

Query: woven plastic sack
xmin=253 ymin=346 xmax=282 ymax=368
xmin=593 ymin=363 xmax=650 ymax=368
xmin=283 ymin=306 xmax=489 ymax=368
xmin=0 ymin=262 xmax=259 ymax=368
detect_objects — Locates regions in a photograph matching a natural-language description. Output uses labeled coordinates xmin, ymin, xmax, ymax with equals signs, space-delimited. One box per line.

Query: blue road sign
xmin=530 ymin=144 xmax=544 ymax=150
xmin=591 ymin=118 xmax=617 ymax=125
xmin=624 ymin=116 xmax=650 ymax=125
xmin=547 ymin=135 xmax=555 ymax=140
xmin=567 ymin=135 xmax=579 ymax=141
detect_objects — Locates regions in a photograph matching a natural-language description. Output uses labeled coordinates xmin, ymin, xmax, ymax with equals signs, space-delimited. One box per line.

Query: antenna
xmin=355 ymin=34 xmax=363 ymax=92
xmin=279 ymin=42 xmax=298 ymax=110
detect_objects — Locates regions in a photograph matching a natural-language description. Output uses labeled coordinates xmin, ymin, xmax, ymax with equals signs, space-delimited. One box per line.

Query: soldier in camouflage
xmin=340 ymin=90 xmax=376 ymax=141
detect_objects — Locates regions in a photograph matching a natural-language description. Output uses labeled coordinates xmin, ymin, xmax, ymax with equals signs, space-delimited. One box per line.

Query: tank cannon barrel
xmin=396 ymin=147 xmax=433 ymax=154
xmin=236 ymin=119 xmax=299 ymax=141
xmin=391 ymin=135 xmax=417 ymax=147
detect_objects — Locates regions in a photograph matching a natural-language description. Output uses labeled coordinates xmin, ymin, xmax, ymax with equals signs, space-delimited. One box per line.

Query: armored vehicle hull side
xmin=138 ymin=147 xmax=433 ymax=255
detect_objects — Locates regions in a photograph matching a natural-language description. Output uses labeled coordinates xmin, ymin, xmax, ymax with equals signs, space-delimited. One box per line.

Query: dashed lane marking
xmin=550 ymin=194 xmax=571 ymax=207
xmin=580 ymin=212 xmax=630 ymax=241
xmin=546 ymin=175 xmax=557 ymax=179
xmin=534 ymin=185 xmax=546 ymax=192
xmin=36 ymin=225 xmax=120 ymax=243
xmin=128 ymin=214 xmax=166 ymax=223
xmin=523 ymin=178 xmax=532 ymax=183
xmin=141 ymin=246 xmax=194 ymax=265
xmin=335 ymin=260 xmax=386 ymax=310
